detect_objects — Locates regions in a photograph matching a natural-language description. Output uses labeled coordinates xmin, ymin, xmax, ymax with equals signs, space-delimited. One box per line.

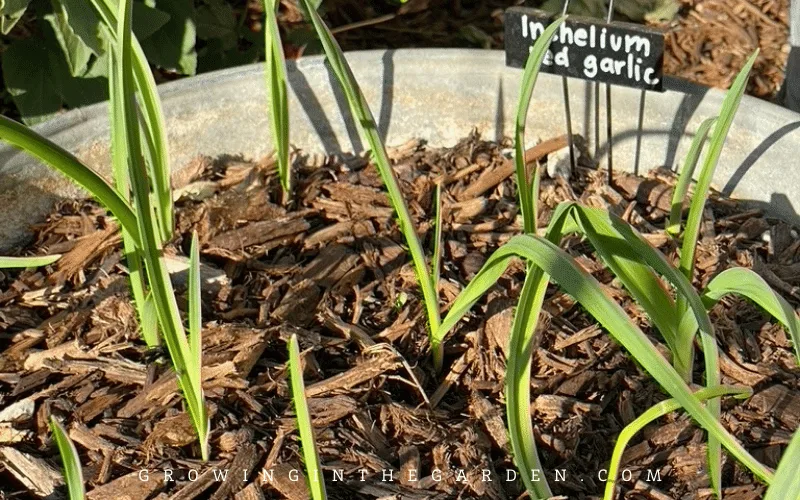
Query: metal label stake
xmin=504 ymin=4 xmax=666 ymax=181
xmin=560 ymin=0 xmax=577 ymax=174
xmin=603 ymin=0 xmax=615 ymax=183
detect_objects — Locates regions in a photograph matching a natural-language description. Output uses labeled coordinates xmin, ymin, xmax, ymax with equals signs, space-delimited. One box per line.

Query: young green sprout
xmin=501 ymin=16 xmax=566 ymax=499
xmin=288 ymin=334 xmax=327 ymax=500
xmin=514 ymin=17 xmax=566 ymax=236
xmin=438 ymin=230 xmax=774 ymax=496
xmin=297 ymin=0 xmax=443 ymax=369
xmin=0 ymin=0 xmax=209 ymax=463
xmin=87 ymin=0 xmax=174 ymax=348
xmin=666 ymin=116 xmax=717 ymax=237
xmin=674 ymin=50 xmax=760 ymax=381
xmin=437 ymin=207 xmax=774 ymax=498
xmin=431 ymin=182 xmax=443 ymax=293
xmin=264 ymin=0 xmax=291 ymax=194
xmin=603 ymin=385 xmax=752 ymax=500
xmin=88 ymin=0 xmax=173 ymax=243
xmin=433 ymin=48 xmax=794 ymax=499
xmin=0 ymin=255 xmax=61 ymax=268
xmin=670 ymin=50 xmax=760 ymax=494
xmin=50 ymin=417 xmax=85 ymax=500
xmin=114 ymin=0 xmax=208 ymax=460
xmin=109 ymin=46 xmax=158 ymax=348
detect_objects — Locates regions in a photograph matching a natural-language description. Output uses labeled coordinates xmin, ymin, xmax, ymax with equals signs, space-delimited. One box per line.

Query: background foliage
xmin=0 ymin=0 xmax=675 ymax=124
xmin=1 ymin=0 xmax=265 ymax=124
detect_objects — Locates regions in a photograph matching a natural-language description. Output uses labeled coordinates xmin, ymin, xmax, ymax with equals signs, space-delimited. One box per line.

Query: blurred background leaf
xmin=139 ymin=0 xmax=197 ymax=75
xmin=3 ymin=15 xmax=108 ymax=124
xmin=0 ymin=0 xmax=32 ymax=34
xmin=196 ymin=0 xmax=237 ymax=50
xmin=132 ymin=2 xmax=170 ymax=40
xmin=44 ymin=1 xmax=95 ymax=76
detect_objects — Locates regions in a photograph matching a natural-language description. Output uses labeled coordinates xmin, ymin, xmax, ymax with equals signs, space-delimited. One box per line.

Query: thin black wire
xmin=560 ymin=0 xmax=576 ymax=173
xmin=604 ymin=0 xmax=615 ymax=183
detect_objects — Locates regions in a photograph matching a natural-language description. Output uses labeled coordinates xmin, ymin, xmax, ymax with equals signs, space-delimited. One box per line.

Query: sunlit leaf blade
xmin=437 ymin=202 xmax=573 ymax=340
xmin=124 ymin=233 xmax=158 ymax=347
xmin=764 ymin=429 xmax=800 ymax=500
xmin=702 ymin=267 xmax=800 ymax=365
xmin=0 ymin=114 xmax=140 ymax=246
xmin=289 ymin=334 xmax=328 ymax=500
xmin=0 ymin=254 xmax=61 ymax=268
xmin=431 ymin=182 xmax=443 ymax=292
xmin=89 ymin=0 xmax=173 ymax=241
xmin=483 ymin=201 xmax=580 ymax=499
xmin=264 ymin=0 xmax=291 ymax=193
xmin=674 ymin=51 xmax=757 ymax=494
xmin=50 ymin=417 xmax=85 ymax=500
xmin=115 ymin=0 xmax=207 ymax=461
xmin=442 ymin=233 xmax=773 ymax=486
xmin=109 ymin=47 xmax=159 ymax=348
xmin=679 ymin=50 xmax=758 ymax=283
xmin=566 ymin=204 xmax=717 ymax=379
xmin=514 ymin=16 xmax=565 ymax=235
xmin=567 ymin=206 xmax=680 ymax=353
xmin=667 ymin=117 xmax=717 ymax=236
xmin=507 ymin=266 xmax=551 ymax=498
xmin=189 ymin=231 xmax=202 ymax=372
xmin=141 ymin=292 xmax=159 ymax=346
xmin=603 ymin=385 xmax=752 ymax=500
xmin=298 ymin=0 xmax=442 ymax=368
xmin=499 ymin=202 xmax=582 ymax=499
xmin=566 ymin=203 xmax=724 ymax=492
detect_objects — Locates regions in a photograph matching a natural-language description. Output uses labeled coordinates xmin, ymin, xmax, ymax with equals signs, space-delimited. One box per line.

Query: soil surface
xmin=2 ymin=134 xmax=800 ymax=499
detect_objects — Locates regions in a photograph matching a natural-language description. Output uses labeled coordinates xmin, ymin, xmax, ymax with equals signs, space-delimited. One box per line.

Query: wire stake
xmin=560 ymin=0 xmax=577 ymax=174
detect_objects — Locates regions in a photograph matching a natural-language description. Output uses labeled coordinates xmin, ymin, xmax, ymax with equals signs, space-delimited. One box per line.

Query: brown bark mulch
xmin=1 ymin=133 xmax=800 ymax=499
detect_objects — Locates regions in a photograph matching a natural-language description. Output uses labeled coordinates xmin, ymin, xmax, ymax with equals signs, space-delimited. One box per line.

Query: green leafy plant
xmin=288 ymin=14 xmax=784 ymax=498
xmin=498 ymin=16 xmax=566 ymax=498
xmin=514 ymin=17 xmax=565 ymax=236
xmin=438 ymin=231 xmax=774 ymax=495
xmin=666 ymin=116 xmax=716 ymax=237
xmin=430 ymin=47 xmax=793 ymax=498
xmin=437 ymin=206 xmax=774 ymax=495
xmin=673 ymin=50 xmax=760 ymax=381
xmin=431 ymin=182 xmax=443 ymax=292
xmin=288 ymin=333 xmax=327 ymax=500
xmin=50 ymin=417 xmax=85 ymax=500
xmin=297 ymin=0 xmax=444 ymax=368
xmin=86 ymin=0 xmax=175 ymax=347
xmin=603 ymin=385 xmax=752 ymax=500
xmin=263 ymin=0 xmax=291 ymax=194
xmin=0 ymin=0 xmax=209 ymax=462
xmin=89 ymin=0 xmax=173 ymax=242
xmin=108 ymin=0 xmax=209 ymax=461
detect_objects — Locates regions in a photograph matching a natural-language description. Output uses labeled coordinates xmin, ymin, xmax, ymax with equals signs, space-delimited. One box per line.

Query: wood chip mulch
xmin=1 ymin=133 xmax=799 ymax=499
xmin=662 ymin=0 xmax=789 ymax=99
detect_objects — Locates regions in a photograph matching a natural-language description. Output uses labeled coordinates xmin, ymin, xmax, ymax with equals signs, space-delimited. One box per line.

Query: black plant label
xmin=504 ymin=7 xmax=665 ymax=92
